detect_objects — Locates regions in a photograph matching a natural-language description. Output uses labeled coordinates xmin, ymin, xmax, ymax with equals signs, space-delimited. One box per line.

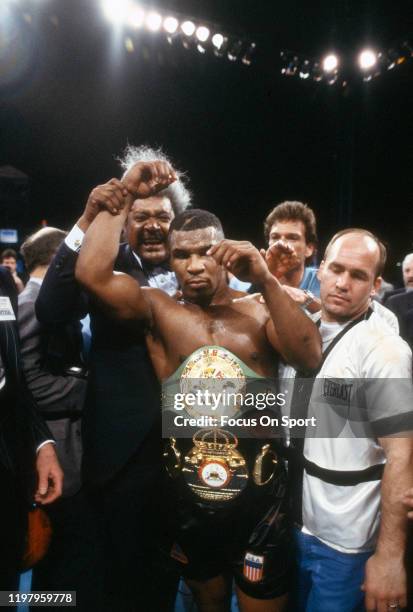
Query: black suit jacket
xmin=0 ymin=267 xmax=51 ymax=496
xmin=18 ymin=280 xmax=86 ymax=496
xmin=381 ymin=287 xmax=406 ymax=305
xmin=36 ymin=243 xmax=161 ymax=486
xmin=386 ymin=290 xmax=413 ymax=348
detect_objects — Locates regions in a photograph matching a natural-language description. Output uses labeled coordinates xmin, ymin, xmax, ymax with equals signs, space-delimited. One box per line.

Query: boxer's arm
xmin=76 ymin=204 xmax=151 ymax=320
xmin=262 ymin=274 xmax=321 ymax=371
xmin=208 ymin=239 xmax=322 ymax=371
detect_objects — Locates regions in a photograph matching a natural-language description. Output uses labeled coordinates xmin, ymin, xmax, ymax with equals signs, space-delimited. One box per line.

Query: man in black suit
xmin=18 ymin=227 xmax=102 ymax=609
xmin=386 ymin=291 xmax=413 ymax=348
xmin=0 ymin=265 xmax=63 ymax=590
xmin=385 ymin=253 xmax=413 ymax=348
xmin=36 ymin=145 xmax=191 ymax=611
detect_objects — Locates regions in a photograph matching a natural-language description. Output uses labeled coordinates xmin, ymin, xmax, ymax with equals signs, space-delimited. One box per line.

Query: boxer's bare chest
xmin=149 ymin=299 xmax=277 ymax=379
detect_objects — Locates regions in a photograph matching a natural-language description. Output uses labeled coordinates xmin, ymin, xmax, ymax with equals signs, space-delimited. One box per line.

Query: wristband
xmin=303 ymin=289 xmax=315 ymax=309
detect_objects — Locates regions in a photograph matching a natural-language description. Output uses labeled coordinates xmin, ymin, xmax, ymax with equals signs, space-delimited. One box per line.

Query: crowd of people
xmin=1 ymin=145 xmax=413 ymax=612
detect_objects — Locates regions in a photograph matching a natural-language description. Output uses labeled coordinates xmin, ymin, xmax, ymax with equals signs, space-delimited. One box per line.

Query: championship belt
xmin=182 ymin=429 xmax=248 ymax=503
xmin=163 ymin=345 xmax=279 ymax=505
xmin=180 ymin=346 xmax=246 ymax=418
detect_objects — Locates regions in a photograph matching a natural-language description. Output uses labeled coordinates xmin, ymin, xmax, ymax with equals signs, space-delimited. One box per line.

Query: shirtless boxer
xmin=75 ymin=161 xmax=322 ymax=612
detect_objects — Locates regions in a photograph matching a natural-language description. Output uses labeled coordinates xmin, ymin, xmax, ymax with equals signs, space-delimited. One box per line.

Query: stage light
xmin=212 ymin=33 xmax=224 ymax=49
xmin=196 ymin=26 xmax=209 ymax=42
xmin=384 ymin=48 xmax=407 ymax=70
xmin=181 ymin=20 xmax=195 ymax=36
xmin=299 ymin=59 xmax=311 ymax=79
xmin=322 ymin=54 xmax=338 ymax=72
xmin=102 ymin=0 xmax=131 ymax=24
xmin=197 ymin=44 xmax=206 ymax=54
xmin=311 ymin=62 xmax=323 ymax=82
xmin=280 ymin=52 xmax=300 ymax=76
xmin=358 ymin=49 xmax=377 ymax=70
xmin=242 ymin=42 xmax=256 ymax=66
xmin=326 ymin=72 xmax=339 ymax=85
xmin=145 ymin=11 xmax=162 ymax=32
xmin=163 ymin=16 xmax=178 ymax=34
xmin=227 ymin=40 xmax=243 ymax=61
xmin=127 ymin=6 xmax=144 ymax=28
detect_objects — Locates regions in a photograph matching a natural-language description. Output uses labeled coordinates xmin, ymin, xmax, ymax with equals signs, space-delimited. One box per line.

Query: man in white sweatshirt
xmin=290 ymin=228 xmax=413 ymax=612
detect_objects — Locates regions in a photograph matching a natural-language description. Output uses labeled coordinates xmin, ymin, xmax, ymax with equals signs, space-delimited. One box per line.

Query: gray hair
xmin=402 ymin=253 xmax=413 ymax=270
xmin=118 ymin=144 xmax=191 ymax=215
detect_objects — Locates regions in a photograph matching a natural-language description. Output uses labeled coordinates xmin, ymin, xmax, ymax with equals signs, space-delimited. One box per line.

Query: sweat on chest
xmin=165 ymin=307 xmax=267 ymax=369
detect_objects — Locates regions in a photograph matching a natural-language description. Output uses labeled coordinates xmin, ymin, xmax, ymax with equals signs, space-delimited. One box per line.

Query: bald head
xmin=319 ymin=229 xmax=384 ymax=322
xmin=402 ymin=253 xmax=413 ymax=288
xmin=324 ymin=229 xmax=386 ymax=279
xmin=21 ymin=227 xmax=66 ymax=274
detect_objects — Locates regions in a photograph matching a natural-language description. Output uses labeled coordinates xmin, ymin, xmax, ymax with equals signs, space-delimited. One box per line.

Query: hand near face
xmin=207 ymin=240 xmax=271 ymax=285
xmin=122 ymin=161 xmax=177 ymax=199
xmin=262 ymin=240 xmax=301 ymax=279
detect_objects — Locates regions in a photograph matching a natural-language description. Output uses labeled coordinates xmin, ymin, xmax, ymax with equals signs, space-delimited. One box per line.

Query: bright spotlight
xmin=212 ymin=33 xmax=224 ymax=49
xmin=145 ymin=12 xmax=162 ymax=31
xmin=181 ymin=20 xmax=195 ymax=36
xmin=322 ymin=54 xmax=338 ymax=72
xmin=359 ymin=49 xmax=377 ymax=70
xmin=196 ymin=26 xmax=210 ymax=42
xmin=163 ymin=16 xmax=178 ymax=34
xmin=127 ymin=6 xmax=144 ymax=28
xmin=102 ymin=0 xmax=131 ymax=24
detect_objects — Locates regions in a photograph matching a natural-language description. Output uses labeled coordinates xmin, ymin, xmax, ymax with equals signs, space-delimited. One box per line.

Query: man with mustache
xmin=36 ymin=146 xmax=191 ymax=611
xmin=75 ymin=160 xmax=322 ymax=611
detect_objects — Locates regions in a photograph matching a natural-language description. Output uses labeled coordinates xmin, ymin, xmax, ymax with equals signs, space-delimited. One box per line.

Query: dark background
xmin=0 ymin=0 xmax=412 ymax=283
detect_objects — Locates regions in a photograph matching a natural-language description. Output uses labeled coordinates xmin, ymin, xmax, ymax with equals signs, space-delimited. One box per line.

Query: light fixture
xmin=181 ymin=20 xmax=195 ymax=36
xmin=145 ymin=12 xmax=162 ymax=32
xmin=127 ymin=6 xmax=144 ymax=28
xmin=212 ymin=33 xmax=224 ymax=50
xmin=227 ymin=40 xmax=243 ymax=62
xmin=299 ymin=59 xmax=311 ymax=79
xmin=322 ymin=53 xmax=338 ymax=72
xmin=163 ymin=16 xmax=178 ymax=34
xmin=101 ymin=0 xmax=131 ymax=25
xmin=358 ymin=49 xmax=377 ymax=70
xmin=311 ymin=62 xmax=324 ymax=82
xmin=242 ymin=42 xmax=256 ymax=66
xmin=196 ymin=26 xmax=210 ymax=42
xmin=280 ymin=52 xmax=300 ymax=76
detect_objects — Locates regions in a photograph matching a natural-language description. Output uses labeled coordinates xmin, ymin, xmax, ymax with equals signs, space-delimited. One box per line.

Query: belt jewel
xmin=182 ymin=428 xmax=248 ymax=504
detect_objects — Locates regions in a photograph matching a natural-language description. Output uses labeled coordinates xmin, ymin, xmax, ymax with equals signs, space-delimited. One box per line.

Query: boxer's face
xmin=318 ymin=233 xmax=381 ymax=322
xmin=126 ymin=196 xmax=174 ymax=265
xmin=170 ymin=227 xmax=225 ymax=303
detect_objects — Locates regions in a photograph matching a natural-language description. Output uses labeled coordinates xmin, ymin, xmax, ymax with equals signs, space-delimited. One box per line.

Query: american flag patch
xmin=243 ymin=552 xmax=264 ymax=582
